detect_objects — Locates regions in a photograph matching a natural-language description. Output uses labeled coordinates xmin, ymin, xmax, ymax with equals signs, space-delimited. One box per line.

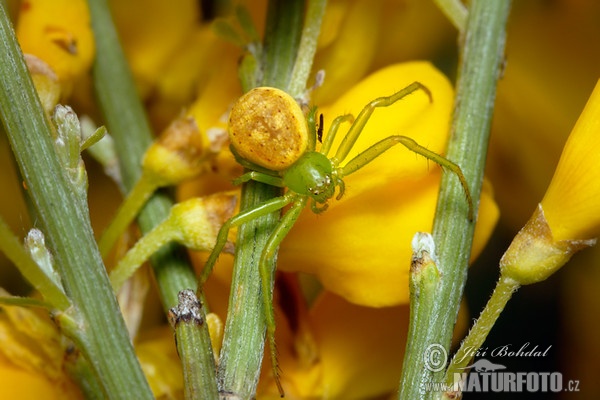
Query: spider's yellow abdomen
xmin=228 ymin=87 xmax=308 ymax=171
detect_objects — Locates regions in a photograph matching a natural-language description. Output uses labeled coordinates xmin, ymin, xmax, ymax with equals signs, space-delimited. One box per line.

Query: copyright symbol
xmin=424 ymin=344 xmax=447 ymax=372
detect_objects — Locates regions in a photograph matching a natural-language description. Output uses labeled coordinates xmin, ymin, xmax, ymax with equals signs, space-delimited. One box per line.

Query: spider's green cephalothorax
xmin=283 ymin=151 xmax=337 ymax=204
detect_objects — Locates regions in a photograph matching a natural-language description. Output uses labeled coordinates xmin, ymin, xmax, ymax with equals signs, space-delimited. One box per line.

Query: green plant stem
xmin=98 ymin=175 xmax=157 ymax=257
xmin=434 ymin=0 xmax=467 ymax=32
xmin=216 ymin=0 xmax=312 ymax=397
xmin=400 ymin=233 xmax=442 ymax=391
xmin=0 ymin=3 xmax=152 ymax=398
xmin=0 ymin=217 xmax=70 ymax=310
xmin=109 ymin=219 xmax=175 ymax=291
xmin=398 ymin=1 xmax=511 ymax=399
xmin=444 ymin=275 xmax=520 ymax=383
xmin=261 ymin=0 xmax=305 ymax=90
xmin=87 ymin=0 xmax=197 ymax=309
xmin=86 ymin=0 xmax=212 ymax=395
xmin=169 ymin=290 xmax=219 ymax=400
xmin=288 ymin=0 xmax=328 ymax=98
xmin=216 ymin=181 xmax=281 ymax=397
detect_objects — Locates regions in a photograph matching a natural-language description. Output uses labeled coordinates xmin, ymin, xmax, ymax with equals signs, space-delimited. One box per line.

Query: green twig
xmin=87 ymin=0 xmax=198 ymax=308
xmin=168 ymin=290 xmax=219 ymax=400
xmin=398 ymin=1 xmax=511 ymax=398
xmin=261 ymin=0 xmax=305 ymax=90
xmin=216 ymin=0 xmax=315 ymax=397
xmin=0 ymin=3 xmax=152 ymax=397
xmin=0 ymin=217 xmax=70 ymax=310
xmin=399 ymin=233 xmax=442 ymax=392
xmin=86 ymin=0 xmax=211 ymax=395
xmin=98 ymin=176 xmax=156 ymax=257
xmin=444 ymin=275 xmax=520 ymax=383
xmin=288 ymin=0 xmax=328 ymax=98
xmin=434 ymin=0 xmax=468 ymax=32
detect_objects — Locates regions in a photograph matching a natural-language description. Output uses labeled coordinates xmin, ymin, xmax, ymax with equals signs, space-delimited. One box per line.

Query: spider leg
xmin=334 ymin=175 xmax=345 ymax=200
xmin=320 ymin=114 xmax=354 ymax=157
xmin=306 ymin=106 xmax=318 ymax=152
xmin=310 ymin=199 xmax=328 ymax=213
xmin=340 ymin=135 xmax=474 ymax=221
xmin=230 ymin=145 xmax=280 ymax=176
xmin=334 ymin=82 xmax=432 ymax=164
xmin=233 ymin=171 xmax=285 ymax=187
xmin=259 ymin=196 xmax=308 ymax=397
xmin=199 ymin=194 xmax=294 ymax=284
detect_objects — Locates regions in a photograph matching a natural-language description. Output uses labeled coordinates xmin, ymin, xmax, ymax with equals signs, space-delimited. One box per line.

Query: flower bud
xmin=500 ymin=204 xmax=595 ymax=285
xmin=142 ymin=117 xmax=209 ymax=186
xmin=500 ymin=80 xmax=600 ymax=284
xmin=540 ymin=80 xmax=600 ymax=242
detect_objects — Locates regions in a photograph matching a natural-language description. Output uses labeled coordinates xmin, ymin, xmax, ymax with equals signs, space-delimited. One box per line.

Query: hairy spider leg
xmin=319 ymin=114 xmax=354 ymax=157
xmin=259 ymin=196 xmax=308 ymax=397
xmin=339 ymin=135 xmax=474 ymax=221
xmin=229 ymin=145 xmax=281 ymax=176
xmin=333 ymin=81 xmax=432 ymax=165
xmin=233 ymin=170 xmax=285 ymax=187
xmin=200 ymin=193 xmax=295 ymax=284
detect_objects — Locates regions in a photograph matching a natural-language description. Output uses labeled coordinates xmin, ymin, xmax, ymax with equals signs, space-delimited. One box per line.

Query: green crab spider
xmin=201 ymin=83 xmax=473 ymax=395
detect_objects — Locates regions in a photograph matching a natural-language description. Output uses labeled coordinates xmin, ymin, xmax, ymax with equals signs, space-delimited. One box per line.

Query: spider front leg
xmin=334 ymin=82 xmax=432 ymax=164
xmin=320 ymin=114 xmax=354 ymax=156
xmin=340 ymin=135 xmax=474 ymax=221
xmin=259 ymin=195 xmax=308 ymax=397
xmin=200 ymin=193 xmax=294 ymax=284
xmin=233 ymin=170 xmax=285 ymax=187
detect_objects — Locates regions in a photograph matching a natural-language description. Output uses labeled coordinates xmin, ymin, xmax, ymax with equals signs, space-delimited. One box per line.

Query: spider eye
xmin=228 ymin=87 xmax=308 ymax=171
xmin=309 ymin=175 xmax=331 ymax=196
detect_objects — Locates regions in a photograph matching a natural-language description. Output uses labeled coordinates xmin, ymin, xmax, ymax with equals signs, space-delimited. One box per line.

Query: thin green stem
xmin=87 ymin=0 xmax=209 ymax=396
xmin=109 ymin=220 xmax=175 ymax=291
xmin=399 ymin=233 xmax=442 ymax=396
xmin=0 ymin=3 xmax=152 ymax=397
xmin=0 ymin=295 xmax=52 ymax=309
xmin=288 ymin=0 xmax=328 ymax=98
xmin=398 ymin=1 xmax=511 ymax=399
xmin=98 ymin=175 xmax=157 ymax=257
xmin=261 ymin=0 xmax=305 ymax=90
xmin=434 ymin=0 xmax=468 ymax=32
xmin=217 ymin=180 xmax=282 ymax=397
xmin=169 ymin=290 xmax=219 ymax=400
xmin=444 ymin=275 xmax=520 ymax=383
xmin=216 ymin=0 xmax=309 ymax=397
xmin=0 ymin=217 xmax=70 ymax=310
xmin=87 ymin=0 xmax=198 ymax=309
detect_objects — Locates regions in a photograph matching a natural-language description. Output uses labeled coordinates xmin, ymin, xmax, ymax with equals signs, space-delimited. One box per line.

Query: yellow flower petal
xmin=312 ymin=0 xmax=381 ymax=105
xmin=500 ymin=81 xmax=600 ymax=285
xmin=308 ymin=292 xmax=408 ymax=399
xmin=541 ymin=79 xmax=600 ymax=241
xmin=16 ymin=0 xmax=95 ymax=97
xmin=110 ymin=0 xmax=200 ymax=98
xmin=317 ymin=61 xmax=454 ymax=206
xmin=280 ymin=170 xmax=498 ymax=306
xmin=0 ymin=303 xmax=83 ymax=399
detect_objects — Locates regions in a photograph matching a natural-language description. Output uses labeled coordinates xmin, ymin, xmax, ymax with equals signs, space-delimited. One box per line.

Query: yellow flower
xmin=501 ymin=80 xmax=600 ymax=285
xmin=109 ymin=0 xmax=200 ymax=99
xmin=488 ymin=1 xmax=600 ymax=228
xmin=278 ymin=62 xmax=499 ymax=306
xmin=0 ymin=302 xmax=83 ymax=399
xmin=16 ymin=0 xmax=95 ymax=98
xmin=255 ymin=275 xmax=469 ymax=399
xmin=541 ymin=80 xmax=600 ymax=242
xmin=312 ymin=0 xmax=455 ymax=105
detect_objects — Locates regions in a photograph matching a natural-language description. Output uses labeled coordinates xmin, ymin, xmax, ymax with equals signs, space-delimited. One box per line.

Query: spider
xmin=200 ymin=83 xmax=473 ymax=395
